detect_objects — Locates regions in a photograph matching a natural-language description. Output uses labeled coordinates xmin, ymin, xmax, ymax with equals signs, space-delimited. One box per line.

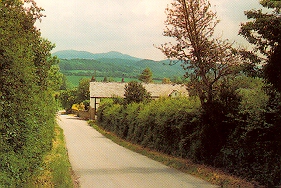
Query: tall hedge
xmin=97 ymin=97 xmax=201 ymax=157
xmin=97 ymin=83 xmax=281 ymax=186
xmin=0 ymin=1 xmax=59 ymax=186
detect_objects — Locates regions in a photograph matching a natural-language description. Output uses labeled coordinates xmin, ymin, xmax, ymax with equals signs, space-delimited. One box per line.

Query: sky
xmin=34 ymin=0 xmax=263 ymax=61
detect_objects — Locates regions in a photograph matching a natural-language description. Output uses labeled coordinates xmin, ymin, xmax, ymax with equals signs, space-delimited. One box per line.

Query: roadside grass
xmin=26 ymin=124 xmax=76 ymax=187
xmin=89 ymin=121 xmax=257 ymax=187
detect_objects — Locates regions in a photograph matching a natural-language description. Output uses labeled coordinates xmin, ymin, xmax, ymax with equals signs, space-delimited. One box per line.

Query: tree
xmin=77 ymin=78 xmax=90 ymax=110
xmin=59 ymin=78 xmax=90 ymax=112
xmin=157 ymin=0 xmax=248 ymax=167
xmin=139 ymin=67 xmax=153 ymax=83
xmin=77 ymin=78 xmax=90 ymax=103
xmin=260 ymin=0 xmax=281 ymax=10
xmin=238 ymin=2 xmax=281 ymax=186
xmin=157 ymin=0 xmax=244 ymax=105
xmin=0 ymin=0 xmax=59 ymax=185
xmin=162 ymin=77 xmax=171 ymax=84
xmin=124 ymin=81 xmax=151 ymax=104
xmin=60 ymin=88 xmax=78 ymax=113
xmin=47 ymin=63 xmax=64 ymax=91
xmin=240 ymin=0 xmax=281 ymax=92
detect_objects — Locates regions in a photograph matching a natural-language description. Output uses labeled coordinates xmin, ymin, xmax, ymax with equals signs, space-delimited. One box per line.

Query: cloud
xmin=36 ymin=0 xmax=171 ymax=60
xmin=35 ymin=0 xmax=262 ymax=60
xmin=210 ymin=0 xmax=263 ymax=45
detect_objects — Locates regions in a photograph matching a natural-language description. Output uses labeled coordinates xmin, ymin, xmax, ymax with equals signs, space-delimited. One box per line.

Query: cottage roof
xmin=89 ymin=82 xmax=188 ymax=98
xmin=90 ymin=82 xmax=126 ymax=98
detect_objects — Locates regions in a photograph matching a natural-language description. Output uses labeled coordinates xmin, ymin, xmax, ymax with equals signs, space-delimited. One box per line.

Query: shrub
xmin=0 ymin=2 xmax=59 ymax=186
xmin=97 ymin=96 xmax=201 ymax=157
xmin=124 ymin=81 xmax=151 ymax=104
xmin=96 ymin=85 xmax=281 ymax=186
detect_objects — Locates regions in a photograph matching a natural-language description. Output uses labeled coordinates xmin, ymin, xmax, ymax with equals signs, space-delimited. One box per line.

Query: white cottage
xmin=89 ymin=82 xmax=188 ymax=119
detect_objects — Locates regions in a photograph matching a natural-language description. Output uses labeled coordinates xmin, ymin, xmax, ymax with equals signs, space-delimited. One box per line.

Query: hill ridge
xmin=53 ymin=50 xmax=143 ymax=61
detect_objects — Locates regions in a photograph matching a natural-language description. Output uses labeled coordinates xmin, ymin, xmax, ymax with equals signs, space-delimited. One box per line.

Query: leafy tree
xmin=60 ymin=74 xmax=68 ymax=90
xmin=238 ymin=1 xmax=281 ymax=186
xmin=60 ymin=88 xmax=78 ymax=113
xmin=162 ymin=77 xmax=171 ymax=84
xmin=139 ymin=67 xmax=153 ymax=83
xmin=157 ymin=0 xmax=247 ymax=167
xmin=47 ymin=64 xmax=64 ymax=91
xmin=157 ymin=0 xmax=245 ymax=105
xmin=171 ymin=76 xmax=185 ymax=84
xmin=0 ymin=0 xmax=59 ymax=186
xmin=77 ymin=78 xmax=90 ymax=110
xmin=77 ymin=78 xmax=90 ymax=103
xmin=124 ymin=81 xmax=151 ymax=104
xmin=240 ymin=0 xmax=281 ymax=92
xmin=59 ymin=78 xmax=90 ymax=112
xmin=260 ymin=0 xmax=281 ymax=10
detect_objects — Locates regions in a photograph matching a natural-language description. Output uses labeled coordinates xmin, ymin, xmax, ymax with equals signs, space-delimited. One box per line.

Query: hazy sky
xmin=35 ymin=0 xmax=263 ymax=60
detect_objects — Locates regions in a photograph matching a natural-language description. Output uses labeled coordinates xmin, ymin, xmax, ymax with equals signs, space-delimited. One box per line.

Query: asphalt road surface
xmin=58 ymin=114 xmax=217 ymax=188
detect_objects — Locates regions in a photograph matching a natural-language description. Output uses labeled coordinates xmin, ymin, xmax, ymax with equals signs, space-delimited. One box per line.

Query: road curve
xmin=58 ymin=114 xmax=217 ymax=188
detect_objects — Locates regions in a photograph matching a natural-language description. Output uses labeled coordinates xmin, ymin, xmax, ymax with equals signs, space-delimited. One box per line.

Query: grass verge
xmin=27 ymin=124 xmax=76 ymax=187
xmin=89 ymin=121 xmax=258 ymax=187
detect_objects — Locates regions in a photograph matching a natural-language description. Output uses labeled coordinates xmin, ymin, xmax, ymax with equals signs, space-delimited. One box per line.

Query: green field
xmin=66 ymin=76 xmax=142 ymax=87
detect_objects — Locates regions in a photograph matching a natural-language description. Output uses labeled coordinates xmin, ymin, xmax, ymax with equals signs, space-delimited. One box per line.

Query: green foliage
xmin=0 ymin=1 xmax=59 ymax=186
xmin=158 ymin=0 xmax=245 ymax=105
xmin=58 ymin=58 xmax=185 ymax=81
xmin=97 ymin=77 xmax=281 ymax=186
xmin=264 ymin=45 xmax=281 ymax=92
xmin=139 ymin=67 xmax=153 ymax=83
xmin=65 ymin=76 xmax=140 ymax=88
xmin=237 ymin=3 xmax=281 ymax=185
xmin=260 ymin=0 xmax=281 ymax=12
xmin=97 ymin=96 xmax=202 ymax=157
xmin=59 ymin=88 xmax=78 ymax=113
xmin=48 ymin=125 xmax=73 ymax=187
xmin=24 ymin=124 xmax=73 ymax=187
xmin=59 ymin=78 xmax=90 ymax=112
xmin=215 ymin=77 xmax=281 ymax=186
xmin=240 ymin=1 xmax=281 ymax=92
xmin=124 ymin=81 xmax=151 ymax=104
xmin=77 ymin=78 xmax=90 ymax=103
xmin=162 ymin=77 xmax=171 ymax=84
xmin=47 ymin=63 xmax=64 ymax=91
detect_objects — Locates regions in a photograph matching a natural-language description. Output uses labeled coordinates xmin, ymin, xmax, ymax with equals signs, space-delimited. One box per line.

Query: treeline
xmin=60 ymin=78 xmax=90 ymax=113
xmin=96 ymin=77 xmax=280 ymax=186
xmin=0 ymin=1 xmax=62 ymax=186
xmin=59 ymin=58 xmax=185 ymax=80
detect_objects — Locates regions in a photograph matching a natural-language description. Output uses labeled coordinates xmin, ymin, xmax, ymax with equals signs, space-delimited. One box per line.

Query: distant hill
xmin=53 ymin=50 xmax=142 ymax=61
xmin=54 ymin=50 xmax=187 ymax=86
xmin=58 ymin=58 xmax=185 ymax=80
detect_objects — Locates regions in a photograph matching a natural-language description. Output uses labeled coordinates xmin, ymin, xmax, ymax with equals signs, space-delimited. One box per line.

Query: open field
xmin=66 ymin=76 xmax=161 ymax=87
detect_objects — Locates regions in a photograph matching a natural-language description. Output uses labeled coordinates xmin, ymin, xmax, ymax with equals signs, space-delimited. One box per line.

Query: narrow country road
xmin=58 ymin=114 xmax=217 ymax=188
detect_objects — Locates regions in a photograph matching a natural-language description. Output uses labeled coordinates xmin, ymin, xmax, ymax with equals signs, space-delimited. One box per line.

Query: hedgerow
xmin=97 ymin=82 xmax=281 ymax=186
xmin=97 ymin=97 xmax=201 ymax=157
xmin=0 ymin=1 xmax=60 ymax=186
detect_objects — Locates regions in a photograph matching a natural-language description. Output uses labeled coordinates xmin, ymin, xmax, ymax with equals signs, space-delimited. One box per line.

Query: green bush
xmin=217 ymin=79 xmax=281 ymax=186
xmin=0 ymin=1 xmax=59 ymax=186
xmin=124 ymin=81 xmax=151 ymax=104
xmin=97 ymin=83 xmax=281 ymax=186
xmin=97 ymin=96 xmax=201 ymax=157
xmin=123 ymin=102 xmax=143 ymax=141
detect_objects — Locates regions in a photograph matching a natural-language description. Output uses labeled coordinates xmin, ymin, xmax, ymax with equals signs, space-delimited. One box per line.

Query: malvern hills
xmin=53 ymin=50 xmax=142 ymax=61
xmin=54 ymin=50 xmax=186 ymax=82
